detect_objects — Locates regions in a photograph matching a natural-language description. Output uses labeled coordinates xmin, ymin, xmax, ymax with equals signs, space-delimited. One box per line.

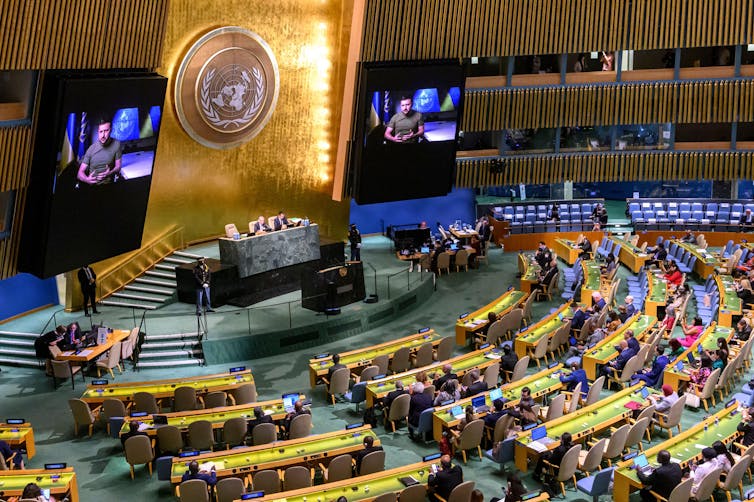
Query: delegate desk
xmin=120 ymin=396 xmax=301 ymax=437
xmin=171 ymin=425 xmax=377 ymax=488
xmin=248 ymin=459 xmax=439 ymax=502
xmin=455 ymin=289 xmax=528 ymax=345
xmin=581 ymin=260 xmax=602 ymax=306
xmin=0 ymin=422 xmax=35 ymax=459
xmin=644 ymin=271 xmax=667 ymax=318
xmin=308 ymin=329 xmax=445 ymax=387
xmin=551 ymin=238 xmax=581 ymax=266
xmin=608 ymin=237 xmax=649 ymax=274
xmin=514 ymin=384 xmax=651 ymax=472
xmin=612 ymin=402 xmax=740 ymax=502
xmin=219 ymin=224 xmax=321 ymax=278
xmin=662 ymin=323 xmax=734 ymax=391
xmin=0 ymin=468 xmax=79 ymax=502
xmin=717 ymin=274 xmax=742 ymax=328
xmin=673 ymin=240 xmax=719 ymax=278
xmin=581 ymin=314 xmax=657 ymax=380
xmin=364 ymin=348 xmax=499 ymax=407
xmin=514 ymin=302 xmax=573 ymax=358
xmin=431 ymin=364 xmax=564 ymax=442
xmin=519 ymin=254 xmax=541 ymax=294
xmin=448 ymin=225 xmax=479 ymax=241
xmin=55 ymin=329 xmax=131 ymax=370
xmin=80 ymin=370 xmax=254 ymax=407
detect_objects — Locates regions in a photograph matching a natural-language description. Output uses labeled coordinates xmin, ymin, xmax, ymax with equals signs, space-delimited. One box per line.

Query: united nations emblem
xmin=174 ymin=27 xmax=280 ymax=149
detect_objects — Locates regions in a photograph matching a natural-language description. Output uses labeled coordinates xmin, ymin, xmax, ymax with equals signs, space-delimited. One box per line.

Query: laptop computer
xmin=449 ymin=405 xmax=464 ymax=419
xmin=420 ymin=246 xmax=430 ymax=254
xmin=471 ymin=395 xmax=488 ymax=413
xmin=675 ymin=361 xmax=684 ymax=372
xmin=489 ymin=388 xmax=503 ymax=402
xmin=531 ymin=425 xmax=555 ymax=445
xmin=282 ymin=393 xmax=298 ymax=412
xmin=640 ymin=387 xmax=650 ymax=399
xmin=633 ymin=453 xmax=654 ymax=475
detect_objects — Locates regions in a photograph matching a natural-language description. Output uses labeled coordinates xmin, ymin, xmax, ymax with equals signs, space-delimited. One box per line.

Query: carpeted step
xmin=111 ymin=292 xmax=167 ymax=303
xmin=100 ymin=299 xmax=158 ymax=310
xmin=138 ymin=348 xmax=204 ymax=359
xmin=145 ymin=332 xmax=201 ymax=342
xmin=163 ymin=256 xmax=195 ymax=265
xmin=0 ymin=356 xmax=40 ymax=368
xmin=0 ymin=330 xmax=39 ymax=340
xmin=145 ymin=270 xmax=175 ymax=279
xmin=174 ymin=251 xmax=204 ymax=260
xmin=124 ymin=285 xmax=174 ymax=296
xmin=137 ymin=358 xmax=204 ymax=368
xmin=155 ymin=263 xmax=178 ymax=272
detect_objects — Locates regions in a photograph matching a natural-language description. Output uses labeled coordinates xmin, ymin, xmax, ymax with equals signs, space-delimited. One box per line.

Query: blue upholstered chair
xmin=576 ymin=467 xmax=613 ymax=502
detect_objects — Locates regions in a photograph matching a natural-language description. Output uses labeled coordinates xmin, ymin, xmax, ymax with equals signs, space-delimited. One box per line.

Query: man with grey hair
xmin=408 ymin=381 xmax=432 ymax=431
xmin=433 ymin=364 xmax=457 ymax=390
xmin=462 ymin=369 xmax=488 ymax=398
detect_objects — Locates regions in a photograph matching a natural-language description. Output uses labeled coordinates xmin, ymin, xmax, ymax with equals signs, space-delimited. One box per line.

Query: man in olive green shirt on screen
xmin=77 ymin=117 xmax=123 ymax=185
xmin=384 ymin=96 xmax=424 ymax=143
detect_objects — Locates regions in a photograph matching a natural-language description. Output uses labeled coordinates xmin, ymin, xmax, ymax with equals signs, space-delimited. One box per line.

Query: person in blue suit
xmin=560 ymin=361 xmax=589 ymax=399
xmin=601 ymin=340 xmax=636 ymax=377
xmin=631 ymin=345 xmax=669 ymax=387
xmin=181 ymin=460 xmax=217 ymax=486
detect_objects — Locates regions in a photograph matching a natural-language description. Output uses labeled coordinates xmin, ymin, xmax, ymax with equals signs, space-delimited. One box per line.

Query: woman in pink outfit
xmin=678 ymin=316 xmax=704 ymax=348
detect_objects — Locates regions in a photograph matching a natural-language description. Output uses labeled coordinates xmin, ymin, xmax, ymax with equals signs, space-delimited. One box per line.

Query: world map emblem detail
xmin=175 ymin=27 xmax=279 ymax=149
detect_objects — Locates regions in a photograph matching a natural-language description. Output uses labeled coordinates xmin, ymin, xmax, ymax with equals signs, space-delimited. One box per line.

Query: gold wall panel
xmin=139 ymin=0 xmax=353 ymax=247
xmin=456 ymin=151 xmax=754 ymax=188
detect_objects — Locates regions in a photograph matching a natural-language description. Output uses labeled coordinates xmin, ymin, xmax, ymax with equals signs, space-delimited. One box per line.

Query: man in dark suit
xmin=77 ymin=265 xmax=98 ymax=316
xmin=383 ymin=380 xmax=407 ymax=412
xmin=531 ymin=258 xmax=558 ymax=296
xmin=273 ymin=211 xmax=291 ymax=231
xmin=569 ymin=302 xmax=591 ymax=332
xmin=500 ymin=345 xmax=518 ymax=374
xmin=120 ymin=421 xmax=148 ymax=447
xmin=559 ymin=361 xmax=589 ymax=399
xmin=353 ymin=435 xmax=383 ymax=474
xmin=408 ymin=382 xmax=433 ymax=429
xmin=741 ymin=209 xmax=754 ymax=231
xmin=432 ymin=364 xmax=458 ymax=390
xmin=483 ymin=398 xmax=509 ymax=429
xmin=533 ymin=432 xmax=573 ymax=482
xmin=252 ymin=215 xmax=271 ymax=234
xmin=601 ymin=340 xmax=636 ymax=377
xmin=181 ymin=460 xmax=217 ymax=486
xmin=246 ymin=406 xmax=274 ymax=436
xmin=577 ymin=238 xmax=592 ymax=258
xmin=327 ymin=354 xmax=347 ymax=382
xmin=462 ymin=369 xmax=488 ymax=398
xmin=637 ymin=450 xmax=682 ymax=501
xmin=428 ymin=455 xmax=463 ymax=502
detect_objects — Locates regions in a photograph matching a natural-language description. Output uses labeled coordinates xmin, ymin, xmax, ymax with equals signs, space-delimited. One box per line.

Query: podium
xmin=301 ymin=262 xmax=366 ymax=312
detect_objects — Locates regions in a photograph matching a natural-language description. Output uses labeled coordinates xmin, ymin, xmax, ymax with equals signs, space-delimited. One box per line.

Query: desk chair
xmin=437 ymin=252 xmax=451 ymax=275
xmin=372 ymin=354 xmax=390 ymax=374
xmin=252 ymin=423 xmax=276 ymax=446
xmin=528 ymin=335 xmax=549 ymax=369
xmin=653 ymin=394 xmax=686 ymax=438
xmin=591 ymin=423 xmax=629 ymax=466
xmin=216 ymin=477 xmax=244 ymax=502
xmin=356 ymin=365 xmax=380 ymax=383
xmin=503 ymin=356 xmax=529 ymax=383
xmin=174 ymin=386 xmax=201 ymax=412
xmin=483 ymin=363 xmax=499 ymax=389
xmin=101 ymin=398 xmax=127 ymax=435
xmin=434 ymin=480 xmax=474 ymax=502
xmin=124 ymin=435 xmax=154 ymax=479
xmin=230 ymin=383 xmax=257 ymax=405
xmin=318 ymin=453 xmax=353 ymax=482
xmin=373 ymin=493 xmax=397 ymax=502
xmin=178 ymin=479 xmax=209 ymax=502
xmin=412 ymin=342 xmax=434 ymax=368
xmin=51 ymin=359 xmax=84 ymax=390
xmin=650 ymin=476 xmax=692 ymax=502
xmin=434 ymin=337 xmax=454 ymax=362
xmin=390 ymin=346 xmax=411 ymax=373
xmin=224 ymin=224 xmax=239 ymax=238
xmin=385 ymin=393 xmax=410 ymax=432
xmin=399 ymin=484 xmax=426 ymax=502
xmin=252 ymin=469 xmax=280 ymax=494
xmin=68 ymin=398 xmax=97 ymax=437
xmin=325 ymin=367 xmax=350 ymax=404
xmin=359 ymin=450 xmax=385 ymax=475
xmin=288 ymin=413 xmax=312 ymax=440
xmin=408 ymin=406 xmax=434 ymax=443
xmin=96 ymin=341 xmax=123 ymax=378
xmin=156 ymin=425 xmax=185 ymax=456
xmin=694 ymin=466 xmax=723 ymax=502
xmin=203 ymin=391 xmax=228 ymax=409
xmin=628 ymin=404 xmax=655 ymax=442
xmin=544 ymin=443 xmax=581 ymax=497
xmin=454 ymin=250 xmax=469 ymax=272
xmin=133 ymin=391 xmax=160 ymax=415
xmin=485 ymin=413 xmax=514 ymax=447
xmin=283 ymin=465 xmax=311 ymax=491
xmin=188 ymin=420 xmax=215 ymax=451
xmin=577 ymin=438 xmax=606 ymax=476
xmin=719 ymin=454 xmax=751 ymax=502
xmin=452 ymin=419 xmax=484 ymax=463
xmin=222 ymin=417 xmax=248 ymax=448
xmin=576 ymin=466 xmax=613 ymax=502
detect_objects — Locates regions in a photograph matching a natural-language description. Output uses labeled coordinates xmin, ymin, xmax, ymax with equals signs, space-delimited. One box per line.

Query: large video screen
xmin=20 ymin=73 xmax=167 ymax=278
xmin=351 ymin=62 xmax=464 ymax=204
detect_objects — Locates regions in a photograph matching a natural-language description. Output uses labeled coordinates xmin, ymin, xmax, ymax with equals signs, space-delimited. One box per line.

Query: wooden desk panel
xmin=455 ymin=289 xmax=527 ymax=346
xmin=0 ymin=468 xmax=78 ymax=502
xmin=0 ymin=423 xmax=35 ymax=459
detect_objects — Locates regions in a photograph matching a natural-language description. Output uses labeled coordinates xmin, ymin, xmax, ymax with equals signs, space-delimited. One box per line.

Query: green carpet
xmin=0 ymin=237 xmax=747 ymax=501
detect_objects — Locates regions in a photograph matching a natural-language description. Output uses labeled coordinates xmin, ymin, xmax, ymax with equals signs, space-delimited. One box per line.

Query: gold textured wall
xmin=142 ymin=0 xmax=352 ymax=245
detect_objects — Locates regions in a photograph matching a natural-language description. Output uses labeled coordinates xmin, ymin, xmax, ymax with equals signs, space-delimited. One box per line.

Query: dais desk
xmin=171 ymin=425 xmax=377 ymax=486
xmin=455 ymin=289 xmax=527 ymax=346
xmin=308 ymin=330 xmax=444 ymax=388
xmin=612 ymin=403 xmax=740 ymax=502
xmin=0 ymin=468 xmax=78 ymax=502
xmin=80 ymin=370 xmax=254 ymax=407
xmin=0 ymin=422 xmax=35 ymax=459
xmin=55 ymin=329 xmax=131 ymax=364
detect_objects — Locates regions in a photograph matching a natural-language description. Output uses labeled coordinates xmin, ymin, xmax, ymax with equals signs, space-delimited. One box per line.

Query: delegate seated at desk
xmin=273 ymin=211 xmax=292 ymax=231
xmin=251 ymin=216 xmax=271 ymax=234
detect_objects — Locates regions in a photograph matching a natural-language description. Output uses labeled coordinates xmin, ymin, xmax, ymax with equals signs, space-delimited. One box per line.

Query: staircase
xmin=136 ymin=331 xmax=205 ymax=369
xmin=0 ymin=330 xmax=41 ymax=368
xmin=101 ymin=250 xmax=202 ymax=311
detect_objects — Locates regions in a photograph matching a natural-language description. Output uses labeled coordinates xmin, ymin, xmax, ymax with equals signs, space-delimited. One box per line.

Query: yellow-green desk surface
xmin=612 ymin=403 xmax=741 ymax=502
xmin=246 ymin=459 xmax=440 ymax=502
xmin=663 ymin=323 xmax=733 ymax=391
xmin=552 ymin=238 xmax=580 ymax=265
xmin=717 ymin=274 xmax=742 ymax=328
xmin=581 ymin=261 xmax=602 ymax=306
xmin=673 ymin=240 xmax=720 ymax=277
xmin=308 ymin=330 xmax=444 ymax=387
xmin=520 ymin=254 xmax=542 ymax=294
xmin=0 ymin=422 xmax=35 ymax=459
xmin=455 ymin=289 xmax=528 ymax=345
xmin=608 ymin=237 xmax=649 ymax=274
xmin=80 ymin=369 xmax=254 ymax=405
xmin=644 ymin=271 xmax=667 ymax=318
xmin=582 ymin=314 xmax=656 ymax=380
xmin=431 ymin=364 xmax=564 ymax=442
xmin=0 ymin=468 xmax=78 ymax=502
xmin=514 ymin=303 xmax=573 ymax=358
xmin=171 ymin=425 xmax=378 ymax=485
xmin=120 ymin=396 xmax=302 ymax=436
xmin=515 ymin=384 xmax=652 ymax=472
xmin=364 ymin=348 xmax=498 ymax=407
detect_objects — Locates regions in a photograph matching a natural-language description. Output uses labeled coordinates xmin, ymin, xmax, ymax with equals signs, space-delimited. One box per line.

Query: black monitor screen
xmin=20 ymin=72 xmax=167 ymax=277
xmin=351 ymin=61 xmax=464 ymax=204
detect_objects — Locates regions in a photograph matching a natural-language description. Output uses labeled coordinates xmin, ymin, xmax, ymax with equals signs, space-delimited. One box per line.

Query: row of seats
xmin=629 ymin=201 xmax=754 ymax=214
xmin=495 ymin=202 xmax=600 ymax=223
xmin=507 ymin=221 xmax=595 ymax=234
xmin=629 ymin=201 xmax=754 ymax=230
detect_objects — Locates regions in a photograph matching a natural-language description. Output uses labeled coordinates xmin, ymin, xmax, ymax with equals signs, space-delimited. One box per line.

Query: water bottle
xmin=303 ymin=217 xmax=310 ymax=227
xmin=715 ymin=416 xmax=719 ymax=427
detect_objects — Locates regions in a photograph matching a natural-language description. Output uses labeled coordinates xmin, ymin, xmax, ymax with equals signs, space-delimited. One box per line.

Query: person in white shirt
xmin=713 ymin=441 xmax=734 ymax=473
xmin=690 ymin=448 xmax=720 ymax=496
xmin=648 ymin=384 xmax=679 ymax=413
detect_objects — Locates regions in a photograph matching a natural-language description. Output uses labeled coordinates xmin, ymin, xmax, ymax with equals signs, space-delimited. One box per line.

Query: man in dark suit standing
xmin=428 ymin=455 xmax=463 ymax=502
xmin=636 ymin=450 xmax=682 ymax=501
xmin=77 ymin=265 xmax=98 ymax=316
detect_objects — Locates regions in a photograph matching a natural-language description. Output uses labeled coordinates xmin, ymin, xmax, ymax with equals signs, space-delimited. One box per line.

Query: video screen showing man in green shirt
xmin=77 ymin=117 xmax=122 ymax=185
xmin=384 ymin=96 xmax=425 ymax=143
